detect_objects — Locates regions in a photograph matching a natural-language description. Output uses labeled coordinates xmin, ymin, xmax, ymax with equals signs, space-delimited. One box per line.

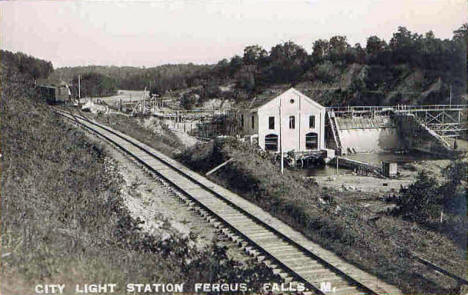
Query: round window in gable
xmin=290 ymin=99 xmax=295 ymax=104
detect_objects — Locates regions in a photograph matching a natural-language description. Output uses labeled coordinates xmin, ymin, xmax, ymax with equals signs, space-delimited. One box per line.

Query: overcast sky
xmin=1 ymin=0 xmax=467 ymax=68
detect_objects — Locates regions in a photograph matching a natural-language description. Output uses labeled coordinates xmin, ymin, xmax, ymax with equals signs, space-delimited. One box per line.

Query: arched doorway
xmin=305 ymin=132 xmax=318 ymax=150
xmin=265 ymin=134 xmax=278 ymax=151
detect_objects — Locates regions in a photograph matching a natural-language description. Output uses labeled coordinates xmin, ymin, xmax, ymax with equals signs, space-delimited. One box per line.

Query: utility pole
xmin=78 ymin=75 xmax=81 ymax=99
xmin=279 ymin=100 xmax=284 ymax=174
xmin=449 ymin=84 xmax=452 ymax=107
xmin=336 ymin=156 xmax=339 ymax=175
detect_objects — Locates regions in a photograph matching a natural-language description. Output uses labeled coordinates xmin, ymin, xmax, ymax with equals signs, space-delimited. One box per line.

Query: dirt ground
xmin=311 ymin=157 xmax=461 ymax=194
xmin=313 ymin=173 xmax=413 ymax=193
xmin=446 ymin=137 xmax=468 ymax=152
xmin=309 ymin=156 xmax=467 ymax=219
xmin=138 ymin=116 xmax=200 ymax=148
xmin=85 ymin=129 xmax=250 ymax=262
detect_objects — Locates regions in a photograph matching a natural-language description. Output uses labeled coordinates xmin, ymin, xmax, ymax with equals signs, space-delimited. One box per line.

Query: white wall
xmin=256 ymin=89 xmax=325 ymax=152
xmin=336 ymin=116 xmax=404 ymax=153
xmin=339 ymin=128 xmax=403 ymax=153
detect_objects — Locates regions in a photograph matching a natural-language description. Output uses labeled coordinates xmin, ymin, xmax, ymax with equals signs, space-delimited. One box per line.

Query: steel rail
xmin=57 ymin=109 xmax=400 ymax=295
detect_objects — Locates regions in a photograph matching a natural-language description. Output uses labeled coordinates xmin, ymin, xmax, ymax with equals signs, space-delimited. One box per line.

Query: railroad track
xmin=57 ymin=110 xmax=401 ymax=295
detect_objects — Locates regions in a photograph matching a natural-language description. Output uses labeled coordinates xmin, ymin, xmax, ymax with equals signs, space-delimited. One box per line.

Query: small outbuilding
xmin=238 ymin=87 xmax=326 ymax=153
xmin=381 ymin=162 xmax=398 ymax=177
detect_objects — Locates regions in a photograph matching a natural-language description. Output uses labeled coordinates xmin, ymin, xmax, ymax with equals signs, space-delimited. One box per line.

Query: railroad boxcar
xmin=37 ymin=85 xmax=70 ymax=104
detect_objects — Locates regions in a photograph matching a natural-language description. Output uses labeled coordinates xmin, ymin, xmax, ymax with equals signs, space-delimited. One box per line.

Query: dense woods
xmin=50 ymin=64 xmax=213 ymax=97
xmin=1 ymin=50 xmax=53 ymax=82
xmin=71 ymin=72 xmax=118 ymax=98
xmin=50 ymin=24 xmax=468 ymax=106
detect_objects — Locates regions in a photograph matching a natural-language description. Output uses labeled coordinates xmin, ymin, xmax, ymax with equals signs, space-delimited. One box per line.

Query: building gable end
xmin=256 ymin=88 xmax=324 ymax=112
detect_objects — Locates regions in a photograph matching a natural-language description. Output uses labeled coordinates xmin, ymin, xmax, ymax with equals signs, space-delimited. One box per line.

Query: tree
xmin=229 ymin=55 xmax=243 ymax=74
xmin=214 ymin=58 xmax=230 ymax=80
xmin=453 ymin=23 xmax=468 ymax=97
xmin=180 ymin=91 xmax=199 ymax=110
xmin=243 ymin=45 xmax=268 ymax=65
xmin=72 ymin=72 xmax=117 ymax=97
xmin=236 ymin=68 xmax=255 ymax=91
xmin=312 ymin=39 xmax=330 ymax=61
xmin=268 ymin=41 xmax=308 ymax=83
xmin=389 ymin=26 xmax=423 ymax=65
xmin=366 ymin=36 xmax=387 ymax=55
xmin=453 ymin=23 xmax=468 ymax=42
xmin=439 ymin=161 xmax=467 ymax=216
xmin=442 ymin=161 xmax=467 ymax=187
xmin=329 ymin=35 xmax=349 ymax=59
xmin=390 ymin=26 xmax=416 ymax=49
xmin=351 ymin=43 xmax=366 ymax=64
xmin=270 ymin=41 xmax=308 ymax=62
xmin=3 ymin=50 xmax=54 ymax=81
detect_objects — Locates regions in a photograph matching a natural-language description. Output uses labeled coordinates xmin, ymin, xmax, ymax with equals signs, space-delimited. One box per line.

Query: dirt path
xmin=86 ymin=130 xmax=250 ymax=262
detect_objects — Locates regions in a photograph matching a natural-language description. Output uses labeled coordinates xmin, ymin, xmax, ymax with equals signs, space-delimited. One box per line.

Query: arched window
xmin=265 ymin=134 xmax=278 ymax=151
xmin=305 ymin=132 xmax=318 ymax=150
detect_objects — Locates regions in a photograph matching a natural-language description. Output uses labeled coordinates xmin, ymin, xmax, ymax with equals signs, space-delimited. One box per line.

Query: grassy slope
xmin=73 ymin=111 xmax=465 ymax=294
xmin=0 ymin=81 xmax=277 ymax=293
xmin=177 ymin=138 xmax=466 ymax=295
xmin=90 ymin=113 xmax=183 ymax=157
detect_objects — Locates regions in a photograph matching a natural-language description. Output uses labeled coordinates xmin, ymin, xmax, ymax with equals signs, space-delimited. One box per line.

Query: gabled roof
xmin=247 ymin=86 xmax=289 ymax=109
xmin=248 ymin=87 xmax=325 ymax=111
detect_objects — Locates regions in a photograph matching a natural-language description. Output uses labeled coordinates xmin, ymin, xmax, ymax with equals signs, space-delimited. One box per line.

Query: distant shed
xmin=381 ymin=162 xmax=398 ymax=177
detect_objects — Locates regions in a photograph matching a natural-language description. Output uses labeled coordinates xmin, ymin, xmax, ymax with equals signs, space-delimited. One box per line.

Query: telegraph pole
xmin=336 ymin=156 xmax=339 ymax=175
xmin=449 ymin=84 xmax=452 ymax=107
xmin=78 ymin=75 xmax=81 ymax=99
xmin=279 ymin=100 xmax=284 ymax=174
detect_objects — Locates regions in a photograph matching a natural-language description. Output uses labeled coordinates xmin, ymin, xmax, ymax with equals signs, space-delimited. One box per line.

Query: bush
xmin=394 ymin=162 xmax=467 ymax=246
xmin=396 ymin=162 xmax=467 ymax=220
xmin=178 ymin=139 xmax=465 ymax=294
xmin=395 ymin=171 xmax=442 ymax=222
xmin=180 ymin=91 xmax=199 ymax=110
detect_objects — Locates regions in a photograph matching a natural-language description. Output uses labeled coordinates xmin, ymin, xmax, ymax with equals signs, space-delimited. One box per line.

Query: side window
xmin=251 ymin=115 xmax=255 ymax=129
xmin=289 ymin=116 xmax=295 ymax=129
xmin=309 ymin=115 xmax=315 ymax=128
xmin=269 ymin=116 xmax=275 ymax=129
xmin=241 ymin=114 xmax=244 ymax=127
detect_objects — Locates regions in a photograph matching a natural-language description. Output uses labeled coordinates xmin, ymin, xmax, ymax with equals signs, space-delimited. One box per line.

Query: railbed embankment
xmin=76 ymin=110 xmax=465 ymax=294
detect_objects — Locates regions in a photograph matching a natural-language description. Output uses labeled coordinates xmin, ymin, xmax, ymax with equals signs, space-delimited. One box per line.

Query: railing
xmin=326 ymin=111 xmax=342 ymax=153
xmin=327 ymin=104 xmax=468 ymax=113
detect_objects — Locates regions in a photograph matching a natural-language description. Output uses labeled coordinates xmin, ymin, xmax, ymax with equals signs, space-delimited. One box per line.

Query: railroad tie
xmin=58 ymin=111 xmax=403 ymax=295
